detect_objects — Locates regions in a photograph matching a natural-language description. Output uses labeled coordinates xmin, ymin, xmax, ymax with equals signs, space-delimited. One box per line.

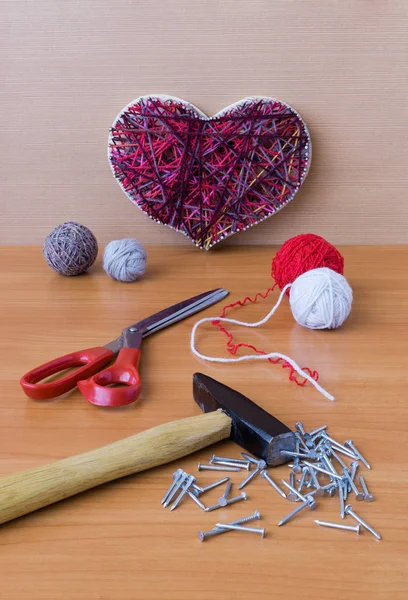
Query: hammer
xmin=0 ymin=374 xmax=296 ymax=525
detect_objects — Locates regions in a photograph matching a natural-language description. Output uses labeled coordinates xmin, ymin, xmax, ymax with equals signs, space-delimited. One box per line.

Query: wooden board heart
xmin=108 ymin=95 xmax=311 ymax=250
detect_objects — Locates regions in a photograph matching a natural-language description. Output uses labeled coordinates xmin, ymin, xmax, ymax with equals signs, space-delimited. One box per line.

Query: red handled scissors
xmin=20 ymin=288 xmax=228 ymax=407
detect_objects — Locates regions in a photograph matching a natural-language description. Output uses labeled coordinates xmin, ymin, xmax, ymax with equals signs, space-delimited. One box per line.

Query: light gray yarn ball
xmin=103 ymin=238 xmax=147 ymax=282
xmin=289 ymin=267 xmax=353 ymax=329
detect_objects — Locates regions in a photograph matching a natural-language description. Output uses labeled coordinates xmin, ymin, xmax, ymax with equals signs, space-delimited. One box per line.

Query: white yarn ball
xmin=103 ymin=238 xmax=147 ymax=282
xmin=289 ymin=267 xmax=352 ymax=329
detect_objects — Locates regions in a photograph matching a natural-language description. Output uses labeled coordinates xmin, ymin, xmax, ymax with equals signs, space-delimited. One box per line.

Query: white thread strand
xmin=190 ymin=283 xmax=335 ymax=401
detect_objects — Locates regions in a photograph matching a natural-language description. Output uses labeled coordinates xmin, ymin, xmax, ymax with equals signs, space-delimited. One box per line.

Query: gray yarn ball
xmin=43 ymin=221 xmax=98 ymax=276
xmin=103 ymin=238 xmax=147 ymax=282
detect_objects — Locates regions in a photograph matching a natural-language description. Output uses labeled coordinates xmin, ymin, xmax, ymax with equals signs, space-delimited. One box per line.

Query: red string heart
xmin=108 ymin=95 xmax=311 ymax=250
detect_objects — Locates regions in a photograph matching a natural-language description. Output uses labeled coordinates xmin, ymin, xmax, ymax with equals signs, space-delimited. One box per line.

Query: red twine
xmin=272 ymin=233 xmax=344 ymax=292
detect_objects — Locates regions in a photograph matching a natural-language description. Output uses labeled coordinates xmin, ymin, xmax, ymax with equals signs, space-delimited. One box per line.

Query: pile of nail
xmin=161 ymin=423 xmax=381 ymax=541
xmin=161 ymin=457 xmax=265 ymax=540
xmin=277 ymin=422 xmax=381 ymax=539
xmin=161 ymin=459 xmax=249 ymax=513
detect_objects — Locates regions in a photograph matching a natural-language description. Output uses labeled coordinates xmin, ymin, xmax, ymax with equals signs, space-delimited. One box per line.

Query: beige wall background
xmin=1 ymin=0 xmax=407 ymax=246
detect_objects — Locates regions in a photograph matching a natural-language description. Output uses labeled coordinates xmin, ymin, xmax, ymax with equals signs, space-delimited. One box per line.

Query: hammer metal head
xmin=193 ymin=373 xmax=296 ymax=467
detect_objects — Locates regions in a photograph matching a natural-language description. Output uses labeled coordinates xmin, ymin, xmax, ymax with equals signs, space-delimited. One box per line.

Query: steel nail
xmin=308 ymin=466 xmax=325 ymax=497
xmin=241 ymin=452 xmax=259 ymax=465
xmin=320 ymin=453 xmax=339 ymax=476
xmin=325 ymin=483 xmax=339 ymax=497
xmin=342 ymin=469 xmax=364 ymax=501
xmin=322 ymin=433 xmax=358 ymax=457
xmin=359 ymin=475 xmax=374 ymax=502
xmin=198 ymin=463 xmax=241 ymax=472
xmin=292 ymin=457 xmax=302 ymax=474
xmin=170 ymin=474 xmax=195 ymax=511
xmin=330 ymin=445 xmax=359 ymax=460
xmin=305 ymin=471 xmax=314 ymax=488
xmin=198 ymin=510 xmax=261 ymax=541
xmin=297 ymin=466 xmax=309 ymax=492
xmin=305 ymin=437 xmax=316 ymax=449
xmin=309 ymin=425 xmax=328 ymax=437
xmin=329 ymin=448 xmax=349 ymax=471
xmin=314 ymin=437 xmax=327 ymax=452
xmin=199 ymin=477 xmax=230 ymax=493
xmin=163 ymin=471 xmax=188 ymax=508
xmin=339 ymin=481 xmax=345 ymax=518
xmin=215 ymin=523 xmax=265 ymax=537
xmin=211 ymin=455 xmax=251 ymax=467
xmin=186 ymin=489 xmax=206 ymax=510
xmin=343 ymin=480 xmax=349 ymax=503
xmin=315 ymin=519 xmax=360 ymax=534
xmin=238 ymin=461 xmax=266 ymax=489
xmin=218 ymin=492 xmax=248 ymax=506
xmin=280 ymin=450 xmax=310 ymax=459
xmin=345 ymin=504 xmax=381 ymax=540
xmin=297 ymin=435 xmax=310 ymax=453
xmin=281 ymin=479 xmax=316 ymax=507
xmin=260 ymin=470 xmax=287 ymax=499
xmin=350 ymin=461 xmax=360 ymax=482
xmin=204 ymin=503 xmax=223 ymax=512
xmin=222 ymin=481 xmax=233 ymax=500
xmin=303 ymin=461 xmax=343 ymax=481
xmin=211 ymin=460 xmax=250 ymax=470
xmin=278 ymin=496 xmax=316 ymax=526
xmin=161 ymin=469 xmax=183 ymax=505
xmin=205 ymin=492 xmax=247 ymax=511
xmin=287 ymin=472 xmax=298 ymax=501
xmin=345 ymin=440 xmax=371 ymax=470
xmin=292 ymin=440 xmax=303 ymax=473
xmin=295 ymin=422 xmax=306 ymax=436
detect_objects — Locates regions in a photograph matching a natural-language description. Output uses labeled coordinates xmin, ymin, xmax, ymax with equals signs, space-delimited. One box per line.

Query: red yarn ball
xmin=272 ymin=233 xmax=344 ymax=291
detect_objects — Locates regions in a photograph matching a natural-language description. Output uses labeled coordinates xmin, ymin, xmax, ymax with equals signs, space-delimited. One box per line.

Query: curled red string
xmin=211 ymin=282 xmax=319 ymax=387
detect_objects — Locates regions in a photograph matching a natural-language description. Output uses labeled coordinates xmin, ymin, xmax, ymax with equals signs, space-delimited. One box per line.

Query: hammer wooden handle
xmin=0 ymin=410 xmax=231 ymax=526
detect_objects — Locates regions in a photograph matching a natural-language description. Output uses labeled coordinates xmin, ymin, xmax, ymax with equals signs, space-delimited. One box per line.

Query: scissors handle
xmin=77 ymin=348 xmax=142 ymax=407
xmin=20 ymin=347 xmax=114 ymax=400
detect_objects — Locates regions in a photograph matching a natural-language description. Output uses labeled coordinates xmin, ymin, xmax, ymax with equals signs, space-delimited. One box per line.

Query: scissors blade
xmin=129 ymin=288 xmax=229 ymax=338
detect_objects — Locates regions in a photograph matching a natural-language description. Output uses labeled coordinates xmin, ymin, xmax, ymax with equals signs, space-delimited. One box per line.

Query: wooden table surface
xmin=0 ymin=245 xmax=407 ymax=599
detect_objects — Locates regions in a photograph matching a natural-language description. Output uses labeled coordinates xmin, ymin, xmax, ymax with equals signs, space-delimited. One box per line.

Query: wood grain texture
xmin=1 ymin=0 xmax=408 ymax=245
xmin=0 ymin=245 xmax=408 ymax=599
xmin=0 ymin=411 xmax=231 ymax=525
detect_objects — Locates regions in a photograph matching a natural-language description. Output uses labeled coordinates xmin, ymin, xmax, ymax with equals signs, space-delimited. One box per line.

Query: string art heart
xmin=108 ymin=95 xmax=311 ymax=250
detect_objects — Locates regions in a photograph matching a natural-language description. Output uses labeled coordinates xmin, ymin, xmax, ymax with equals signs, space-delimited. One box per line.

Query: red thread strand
xmin=211 ymin=283 xmax=320 ymax=388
